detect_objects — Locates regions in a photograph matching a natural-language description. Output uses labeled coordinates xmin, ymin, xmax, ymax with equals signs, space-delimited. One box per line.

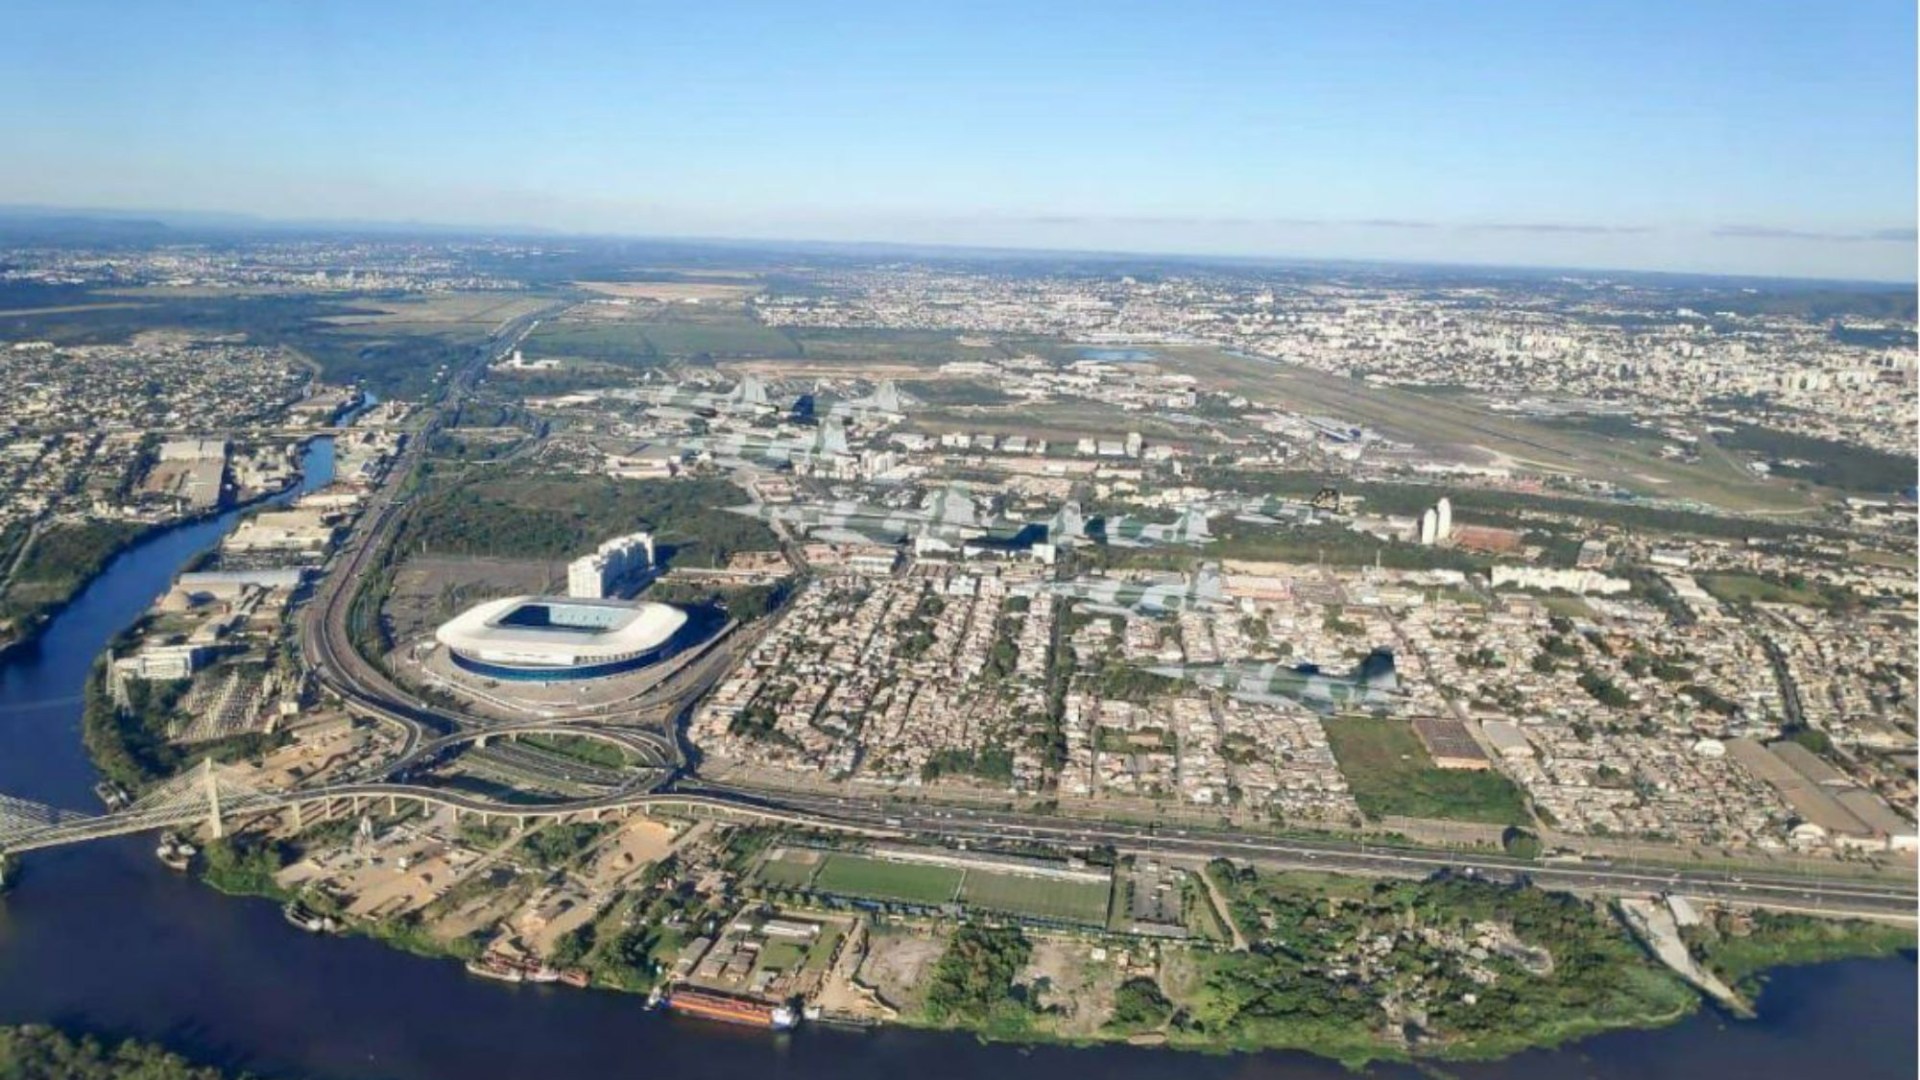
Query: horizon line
xmin=1 ymin=201 xmax=1915 ymax=290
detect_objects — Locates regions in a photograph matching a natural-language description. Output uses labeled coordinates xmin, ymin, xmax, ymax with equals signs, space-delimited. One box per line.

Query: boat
xmin=464 ymin=955 xmax=526 ymax=983
xmin=155 ymin=832 xmax=196 ymax=872
xmin=524 ymin=965 xmax=561 ymax=984
xmin=662 ymin=987 xmax=799 ymax=1031
xmin=282 ymin=900 xmax=340 ymax=934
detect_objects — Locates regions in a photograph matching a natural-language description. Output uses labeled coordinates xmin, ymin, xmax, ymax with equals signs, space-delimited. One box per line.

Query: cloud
xmin=1466 ymin=222 xmax=1653 ymax=235
xmin=1350 ymin=218 xmax=1436 ymax=229
xmin=1713 ymin=224 xmax=1917 ymax=243
xmin=1012 ymin=213 xmax=1324 ymax=228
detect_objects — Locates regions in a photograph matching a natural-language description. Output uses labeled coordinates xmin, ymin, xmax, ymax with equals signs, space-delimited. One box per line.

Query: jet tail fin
xmin=1049 ymin=501 xmax=1087 ymax=543
xmin=738 ymin=375 xmax=770 ymax=406
xmin=819 ymin=418 xmax=851 ymax=455
xmin=1179 ymin=506 xmax=1213 ymax=542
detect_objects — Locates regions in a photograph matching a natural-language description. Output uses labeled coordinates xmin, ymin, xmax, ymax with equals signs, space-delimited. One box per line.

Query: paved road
xmin=681 ymin=783 xmax=1920 ymax=921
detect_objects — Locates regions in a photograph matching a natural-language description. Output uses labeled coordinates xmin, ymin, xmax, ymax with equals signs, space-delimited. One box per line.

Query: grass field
xmin=788 ymin=851 xmax=1111 ymax=923
xmin=957 ymin=871 xmax=1111 ymax=924
xmin=812 ymin=854 xmax=964 ymax=905
xmin=524 ymin=313 xmax=798 ymax=361
xmin=1699 ymin=573 xmax=1826 ymax=607
xmin=1324 ymin=718 xmax=1531 ymax=825
xmin=753 ymin=849 xmax=823 ymax=888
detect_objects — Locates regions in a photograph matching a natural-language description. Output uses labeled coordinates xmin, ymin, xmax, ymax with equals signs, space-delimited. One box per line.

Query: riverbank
xmin=0 ymin=1024 xmax=239 ymax=1080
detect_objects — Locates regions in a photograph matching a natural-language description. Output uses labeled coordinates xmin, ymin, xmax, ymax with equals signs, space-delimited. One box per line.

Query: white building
xmin=1435 ymin=496 xmax=1453 ymax=542
xmin=567 ymin=531 xmax=656 ymax=599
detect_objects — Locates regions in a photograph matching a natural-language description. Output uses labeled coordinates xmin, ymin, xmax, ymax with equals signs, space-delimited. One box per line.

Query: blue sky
xmin=6 ymin=1 xmax=1915 ymax=279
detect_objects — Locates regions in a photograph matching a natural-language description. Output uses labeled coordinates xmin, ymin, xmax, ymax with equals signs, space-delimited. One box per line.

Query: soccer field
xmin=957 ymin=870 xmax=1111 ymax=925
xmin=813 ymin=854 xmax=964 ymax=905
xmin=752 ymin=849 xmax=822 ymax=888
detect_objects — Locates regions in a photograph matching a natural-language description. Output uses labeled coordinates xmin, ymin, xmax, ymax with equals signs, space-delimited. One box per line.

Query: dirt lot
xmin=1023 ymin=938 xmax=1128 ymax=1036
xmin=384 ymin=555 xmax=563 ymax=643
xmin=855 ymin=925 xmax=950 ymax=1014
xmin=578 ymin=815 xmax=679 ymax=889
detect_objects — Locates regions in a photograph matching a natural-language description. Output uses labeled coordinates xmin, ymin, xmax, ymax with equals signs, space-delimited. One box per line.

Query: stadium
xmin=434 ymin=595 xmax=688 ymax=682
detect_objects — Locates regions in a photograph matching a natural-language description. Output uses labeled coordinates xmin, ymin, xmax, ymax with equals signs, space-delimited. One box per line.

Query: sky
xmin=5 ymin=1 xmax=1916 ymax=280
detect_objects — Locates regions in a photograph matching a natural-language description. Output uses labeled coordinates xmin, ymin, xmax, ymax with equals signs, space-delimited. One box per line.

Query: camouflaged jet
xmin=626 ymin=374 xmax=777 ymax=420
xmin=1146 ymin=648 xmax=1402 ymax=714
xmin=817 ymin=380 xmax=912 ymax=424
xmin=1212 ymin=487 xmax=1343 ymax=526
xmin=728 ymin=490 xmax=1084 ymax=547
xmin=1098 ymin=506 xmax=1214 ymax=548
xmin=671 ymin=418 xmax=851 ymax=470
xmin=725 ymin=485 xmax=978 ymax=544
xmin=1049 ymin=564 xmax=1225 ymax=618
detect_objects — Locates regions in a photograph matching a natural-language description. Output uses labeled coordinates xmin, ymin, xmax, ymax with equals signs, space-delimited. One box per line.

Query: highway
xmin=683 ymin=783 xmax=1920 ymax=920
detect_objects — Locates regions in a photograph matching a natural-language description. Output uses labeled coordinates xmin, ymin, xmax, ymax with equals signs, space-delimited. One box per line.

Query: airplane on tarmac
xmin=1049 ymin=564 xmax=1226 ymax=617
xmin=1098 ymin=505 xmax=1214 ymax=548
xmin=671 ymin=418 xmax=851 ymax=470
xmin=1146 ymin=648 xmax=1403 ymax=714
xmin=625 ymin=374 xmax=777 ymax=420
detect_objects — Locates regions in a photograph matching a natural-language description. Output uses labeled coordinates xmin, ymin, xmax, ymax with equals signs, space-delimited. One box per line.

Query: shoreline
xmin=0 ymin=455 xmax=322 ymax=664
xmin=159 ymin=834 xmax=1912 ymax=1070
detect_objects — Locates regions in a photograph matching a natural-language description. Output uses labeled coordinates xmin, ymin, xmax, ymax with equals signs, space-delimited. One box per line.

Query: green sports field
xmin=812 ymin=853 xmax=965 ymax=905
xmin=957 ymin=871 xmax=1111 ymax=924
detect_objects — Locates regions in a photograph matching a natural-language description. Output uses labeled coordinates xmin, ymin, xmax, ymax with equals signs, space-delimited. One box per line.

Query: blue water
xmin=1077 ymin=347 xmax=1157 ymax=362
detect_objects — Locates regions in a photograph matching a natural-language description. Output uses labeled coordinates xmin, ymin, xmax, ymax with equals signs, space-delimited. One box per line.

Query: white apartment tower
xmin=566 ymin=531 xmax=656 ymax=599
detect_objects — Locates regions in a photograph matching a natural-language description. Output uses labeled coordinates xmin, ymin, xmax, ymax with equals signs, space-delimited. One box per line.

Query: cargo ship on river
xmin=661 ymin=987 xmax=798 ymax=1031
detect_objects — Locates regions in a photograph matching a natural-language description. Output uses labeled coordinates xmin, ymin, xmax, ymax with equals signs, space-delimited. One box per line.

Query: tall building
xmin=1435 ymin=497 xmax=1453 ymax=542
xmin=566 ymin=531 xmax=656 ymax=599
xmin=1418 ymin=508 xmax=1439 ymax=546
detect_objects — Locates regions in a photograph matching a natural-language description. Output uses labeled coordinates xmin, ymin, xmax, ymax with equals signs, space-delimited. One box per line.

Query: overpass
xmin=0 ymin=761 xmax=894 ymax=857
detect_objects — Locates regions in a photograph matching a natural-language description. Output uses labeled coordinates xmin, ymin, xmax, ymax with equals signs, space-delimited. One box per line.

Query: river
xmin=0 ymin=438 xmax=1912 ymax=1080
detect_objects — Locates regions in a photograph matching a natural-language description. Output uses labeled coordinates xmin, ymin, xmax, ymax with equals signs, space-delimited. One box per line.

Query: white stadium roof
xmin=435 ymin=595 xmax=687 ymax=668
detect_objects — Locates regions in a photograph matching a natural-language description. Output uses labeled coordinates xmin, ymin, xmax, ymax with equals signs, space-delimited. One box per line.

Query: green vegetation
xmin=1717 ymin=424 xmax=1918 ymax=494
xmin=0 ymin=520 xmax=147 ymax=637
xmin=1684 ymin=910 xmax=1916 ymax=998
xmin=1324 ymin=718 xmax=1530 ymax=825
xmin=517 ymin=822 xmax=609 ymax=869
xmin=920 ymin=746 xmax=1015 ymax=785
xmin=196 ymin=836 xmax=292 ymax=899
xmin=1501 ymin=826 xmax=1543 ymax=860
xmin=398 ymin=471 xmax=775 ymax=569
xmin=924 ymin=924 xmax=1034 ymax=1030
xmin=0 ymin=1025 xmax=240 ymax=1080
xmin=1699 ymin=572 xmax=1851 ymax=611
xmin=1576 ymin=668 xmax=1633 ymax=709
xmin=1106 ymin=976 xmax=1178 ymax=1033
xmin=1186 ymin=865 xmax=1698 ymax=1064
xmin=523 ymin=315 xmax=796 ymax=362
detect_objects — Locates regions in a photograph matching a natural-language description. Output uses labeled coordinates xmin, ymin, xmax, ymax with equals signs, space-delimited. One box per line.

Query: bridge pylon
xmin=203 ymin=759 xmax=224 ymax=840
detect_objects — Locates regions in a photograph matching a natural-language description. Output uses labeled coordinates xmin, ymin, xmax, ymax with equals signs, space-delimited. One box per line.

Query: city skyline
xmin=5 ymin=0 xmax=1916 ymax=280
